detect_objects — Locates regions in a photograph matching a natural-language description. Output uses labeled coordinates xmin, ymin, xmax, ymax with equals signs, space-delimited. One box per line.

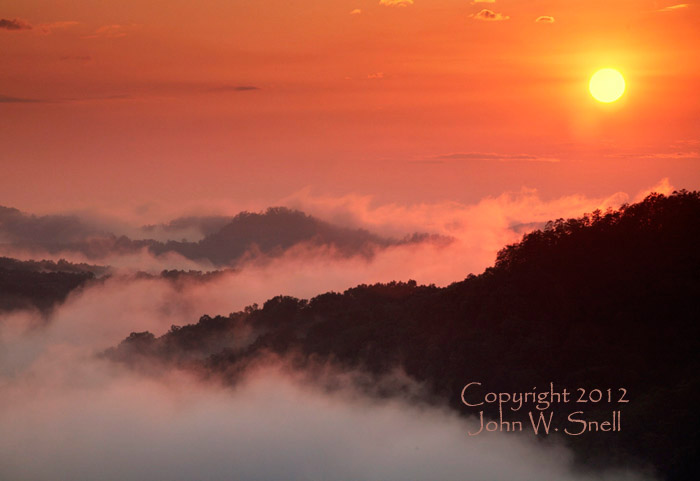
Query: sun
xmin=589 ymin=68 xmax=626 ymax=103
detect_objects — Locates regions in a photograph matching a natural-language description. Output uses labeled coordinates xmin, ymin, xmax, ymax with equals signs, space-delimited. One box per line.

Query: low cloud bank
xmin=0 ymin=207 xmax=437 ymax=270
xmin=0 ymin=181 xmax=674 ymax=321
xmin=0 ymin=338 xmax=654 ymax=481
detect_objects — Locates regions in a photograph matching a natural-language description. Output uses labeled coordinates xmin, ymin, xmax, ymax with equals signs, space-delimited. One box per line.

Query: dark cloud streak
xmin=431 ymin=152 xmax=559 ymax=163
xmin=207 ymin=85 xmax=261 ymax=92
xmin=0 ymin=95 xmax=42 ymax=103
xmin=0 ymin=18 xmax=31 ymax=30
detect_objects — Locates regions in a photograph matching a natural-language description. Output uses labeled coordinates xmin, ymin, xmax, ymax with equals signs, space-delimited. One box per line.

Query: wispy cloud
xmin=644 ymin=151 xmax=698 ymax=159
xmin=0 ymin=94 xmax=42 ymax=103
xmin=658 ymin=4 xmax=689 ymax=12
xmin=430 ymin=152 xmax=559 ymax=163
xmin=613 ymin=151 xmax=699 ymax=160
xmin=350 ymin=9 xmax=362 ymax=15
xmin=60 ymin=55 xmax=92 ymax=62
xmin=208 ymin=85 xmax=261 ymax=92
xmin=83 ymin=24 xmax=133 ymax=39
xmin=0 ymin=18 xmax=31 ymax=30
xmin=0 ymin=93 xmax=134 ymax=104
xmin=470 ymin=9 xmax=510 ymax=21
xmin=674 ymin=139 xmax=699 ymax=146
xmin=471 ymin=0 xmax=495 ymax=3
xmin=379 ymin=0 xmax=413 ymax=7
xmin=535 ymin=16 xmax=555 ymax=23
xmin=38 ymin=20 xmax=79 ymax=34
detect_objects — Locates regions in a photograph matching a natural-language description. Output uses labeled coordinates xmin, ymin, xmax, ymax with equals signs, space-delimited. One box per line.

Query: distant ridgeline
xmin=109 ymin=191 xmax=700 ymax=480
xmin=0 ymin=206 xmax=443 ymax=266
xmin=0 ymin=258 xmax=226 ymax=314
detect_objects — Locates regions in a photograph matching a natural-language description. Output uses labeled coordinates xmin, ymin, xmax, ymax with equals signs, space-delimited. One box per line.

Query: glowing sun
xmin=589 ymin=68 xmax=626 ymax=103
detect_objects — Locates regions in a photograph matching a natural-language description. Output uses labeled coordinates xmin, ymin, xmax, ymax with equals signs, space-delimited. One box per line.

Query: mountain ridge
xmin=109 ymin=190 xmax=700 ymax=480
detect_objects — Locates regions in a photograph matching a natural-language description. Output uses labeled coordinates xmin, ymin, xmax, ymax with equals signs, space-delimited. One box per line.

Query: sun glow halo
xmin=589 ymin=68 xmax=626 ymax=103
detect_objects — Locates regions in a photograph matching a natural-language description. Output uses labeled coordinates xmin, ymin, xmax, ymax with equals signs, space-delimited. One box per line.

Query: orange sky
xmin=1 ymin=0 xmax=698 ymax=214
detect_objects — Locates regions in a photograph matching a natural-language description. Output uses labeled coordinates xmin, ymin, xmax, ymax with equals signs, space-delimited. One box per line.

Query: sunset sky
xmin=1 ymin=5 xmax=699 ymax=480
xmin=1 ymin=0 xmax=698 ymax=215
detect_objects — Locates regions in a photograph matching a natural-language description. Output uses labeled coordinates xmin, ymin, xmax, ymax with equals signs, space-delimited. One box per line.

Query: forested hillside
xmin=110 ymin=191 xmax=700 ymax=480
xmin=0 ymin=257 xmax=103 ymax=313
